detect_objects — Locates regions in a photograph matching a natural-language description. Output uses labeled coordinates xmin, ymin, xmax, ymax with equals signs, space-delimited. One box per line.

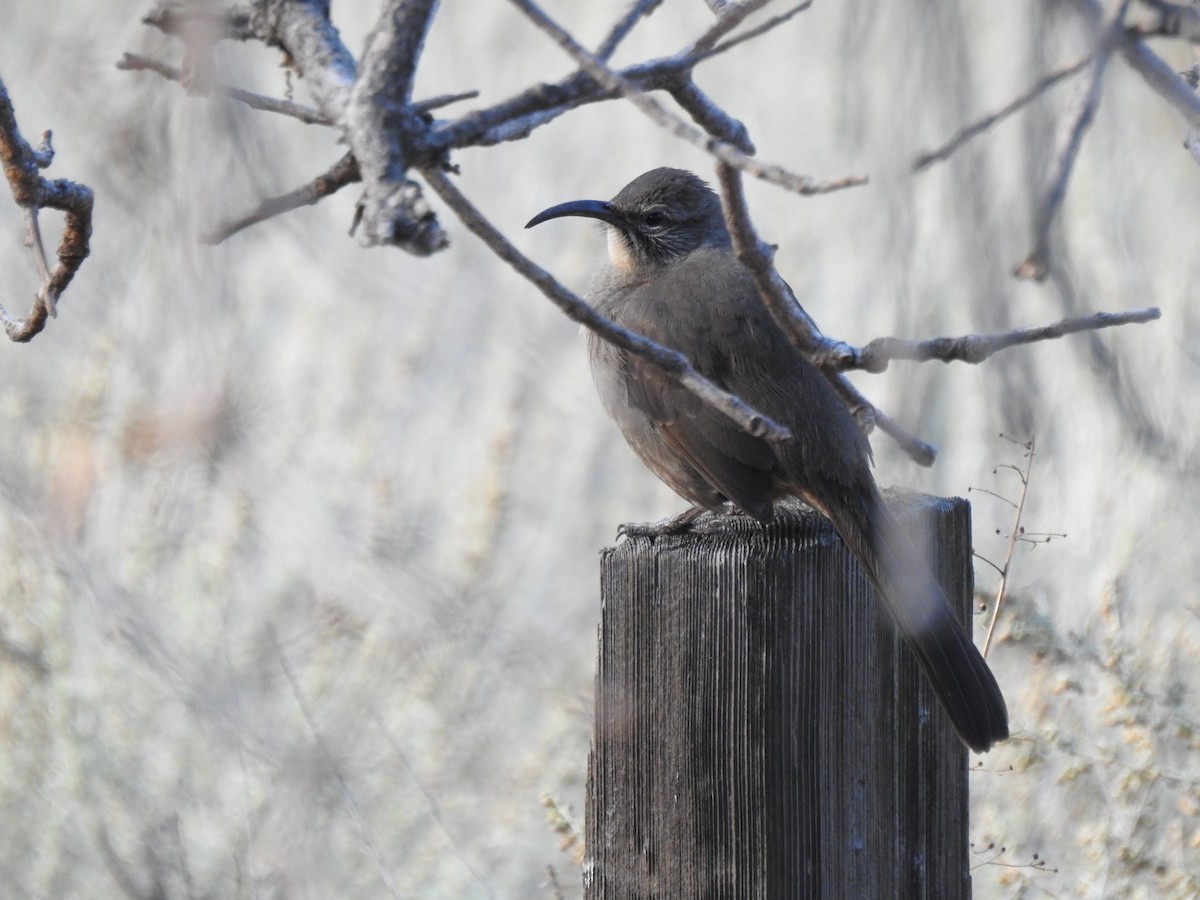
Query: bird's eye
xmin=644 ymin=211 xmax=666 ymax=227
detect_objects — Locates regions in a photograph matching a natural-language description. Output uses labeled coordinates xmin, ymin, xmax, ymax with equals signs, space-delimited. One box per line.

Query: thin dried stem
xmin=983 ymin=437 xmax=1036 ymax=657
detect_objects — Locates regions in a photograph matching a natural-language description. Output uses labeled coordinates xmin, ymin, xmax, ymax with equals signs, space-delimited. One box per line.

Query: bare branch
xmin=596 ymin=0 xmax=663 ymax=61
xmin=828 ymin=373 xmax=939 ymax=466
xmin=869 ymin=404 xmax=939 ymax=468
xmin=1067 ymin=0 xmax=1200 ymax=127
xmin=201 ymin=152 xmax=361 ymax=244
xmin=1115 ymin=27 xmax=1200 ymax=126
xmin=854 ymin=307 xmax=1161 ymax=371
xmin=345 ymin=0 xmax=447 ymax=253
xmin=509 ymin=0 xmax=865 ymax=197
xmin=0 ymin=74 xmax=93 ymax=343
xmin=1008 ymin=0 xmax=1200 ymax=277
xmin=914 ymin=55 xmax=1093 ymax=170
xmin=671 ymin=79 xmax=754 ymax=153
xmin=378 ymin=0 xmax=439 ymax=105
xmin=117 ymin=52 xmax=332 ymax=124
xmin=715 ymin=163 xmax=855 ymax=364
xmin=252 ymin=0 xmax=359 ymax=117
xmin=430 ymin=4 xmax=811 ymax=153
xmin=712 ymin=162 xmax=942 ymax=464
xmin=715 ymin=161 xmax=1160 ymax=462
xmin=419 ymin=165 xmax=792 ymax=445
xmin=1016 ymin=5 xmax=1123 ymax=282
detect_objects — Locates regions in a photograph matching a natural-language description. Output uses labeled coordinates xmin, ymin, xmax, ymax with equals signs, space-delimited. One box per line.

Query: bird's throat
xmin=606 ymin=227 xmax=639 ymax=275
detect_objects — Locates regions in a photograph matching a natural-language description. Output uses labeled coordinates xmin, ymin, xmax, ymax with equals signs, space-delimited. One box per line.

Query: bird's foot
xmin=617 ymin=504 xmax=752 ymax=539
xmin=617 ymin=506 xmax=710 ymax=539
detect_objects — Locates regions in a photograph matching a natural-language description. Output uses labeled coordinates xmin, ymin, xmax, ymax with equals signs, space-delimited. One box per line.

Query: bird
xmin=526 ymin=167 xmax=1008 ymax=753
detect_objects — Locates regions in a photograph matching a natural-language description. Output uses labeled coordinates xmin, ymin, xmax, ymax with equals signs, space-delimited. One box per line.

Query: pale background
xmin=0 ymin=2 xmax=1197 ymax=897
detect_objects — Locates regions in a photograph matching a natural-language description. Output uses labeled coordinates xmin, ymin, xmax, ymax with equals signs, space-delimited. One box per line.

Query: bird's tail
xmin=811 ymin=485 xmax=1009 ymax=753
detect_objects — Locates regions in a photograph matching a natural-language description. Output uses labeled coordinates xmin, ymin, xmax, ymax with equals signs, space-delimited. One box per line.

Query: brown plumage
xmin=527 ymin=168 xmax=1008 ymax=752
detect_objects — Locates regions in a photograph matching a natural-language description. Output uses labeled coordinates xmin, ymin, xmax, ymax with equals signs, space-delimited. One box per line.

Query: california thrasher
xmin=526 ymin=167 xmax=1008 ymax=753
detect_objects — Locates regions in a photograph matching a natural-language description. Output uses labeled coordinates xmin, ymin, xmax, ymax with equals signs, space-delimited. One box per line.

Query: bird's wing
xmin=606 ymin=283 xmax=781 ymax=522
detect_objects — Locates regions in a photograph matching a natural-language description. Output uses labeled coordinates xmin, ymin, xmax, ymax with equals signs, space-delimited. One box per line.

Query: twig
xmin=0 ymin=74 xmax=93 ymax=343
xmin=595 ymin=0 xmax=663 ymax=61
xmin=970 ymin=840 xmax=1058 ymax=875
xmin=201 ymin=152 xmax=362 ymax=244
xmin=826 ymin=373 xmax=939 ymax=466
xmin=412 ymin=89 xmax=480 ymax=114
xmin=672 ymin=79 xmax=754 ymax=152
xmin=271 ymin=628 xmax=402 ymax=900
xmin=689 ymin=0 xmax=776 ymax=54
xmin=508 ymin=0 xmax=866 ymax=197
xmin=117 ymin=52 xmax=333 ymax=124
xmin=419 ymin=165 xmax=792 ymax=444
xmin=430 ymin=5 xmax=808 ymax=153
xmin=715 ymin=161 xmax=855 ymax=361
xmin=1067 ymin=0 xmax=1200 ymax=127
xmin=914 ymin=54 xmax=1093 ymax=170
xmin=1115 ymin=31 xmax=1200 ymax=127
xmin=869 ymin=402 xmax=939 ymax=467
xmin=694 ymin=1 xmax=813 ymax=61
xmin=710 ymin=161 xmax=944 ymax=462
xmin=853 ymin=307 xmax=1162 ymax=372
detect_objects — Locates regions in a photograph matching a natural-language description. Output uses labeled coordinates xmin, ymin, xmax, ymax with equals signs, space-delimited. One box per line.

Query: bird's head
xmin=525 ymin=168 xmax=729 ymax=275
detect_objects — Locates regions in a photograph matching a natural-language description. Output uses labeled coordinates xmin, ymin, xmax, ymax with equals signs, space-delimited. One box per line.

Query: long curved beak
xmin=525 ymin=199 xmax=623 ymax=230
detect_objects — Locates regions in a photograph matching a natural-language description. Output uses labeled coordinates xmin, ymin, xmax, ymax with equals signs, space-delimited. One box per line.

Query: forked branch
xmin=0 ymin=74 xmax=93 ymax=343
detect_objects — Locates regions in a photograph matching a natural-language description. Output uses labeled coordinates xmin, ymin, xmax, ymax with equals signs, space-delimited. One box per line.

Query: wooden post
xmin=585 ymin=492 xmax=974 ymax=899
